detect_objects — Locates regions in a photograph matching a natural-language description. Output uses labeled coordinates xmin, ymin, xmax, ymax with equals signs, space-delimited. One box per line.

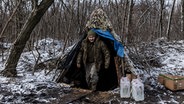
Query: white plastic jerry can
xmin=131 ymin=78 xmax=144 ymax=101
xmin=120 ymin=77 xmax=131 ymax=98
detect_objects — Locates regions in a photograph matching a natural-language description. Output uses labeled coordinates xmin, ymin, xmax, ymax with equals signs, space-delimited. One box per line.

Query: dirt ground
xmin=0 ymin=81 xmax=183 ymax=104
xmin=61 ymin=87 xmax=183 ymax=104
xmin=52 ymin=84 xmax=184 ymax=104
xmin=1 ymin=77 xmax=183 ymax=104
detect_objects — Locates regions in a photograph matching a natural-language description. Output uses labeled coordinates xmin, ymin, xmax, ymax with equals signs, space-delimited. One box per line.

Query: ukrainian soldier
xmin=76 ymin=30 xmax=110 ymax=91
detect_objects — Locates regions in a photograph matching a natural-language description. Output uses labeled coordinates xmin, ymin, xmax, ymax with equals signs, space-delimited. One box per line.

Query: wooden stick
xmin=114 ymin=56 xmax=121 ymax=86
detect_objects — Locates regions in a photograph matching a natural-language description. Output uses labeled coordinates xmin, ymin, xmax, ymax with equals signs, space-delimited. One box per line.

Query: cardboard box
xmin=158 ymin=75 xmax=164 ymax=85
xmin=126 ymin=73 xmax=137 ymax=81
xmin=158 ymin=74 xmax=184 ymax=91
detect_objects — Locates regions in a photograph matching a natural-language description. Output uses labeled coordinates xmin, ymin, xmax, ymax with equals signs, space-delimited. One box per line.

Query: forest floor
xmin=0 ymin=80 xmax=183 ymax=104
xmin=51 ymin=84 xmax=184 ymax=104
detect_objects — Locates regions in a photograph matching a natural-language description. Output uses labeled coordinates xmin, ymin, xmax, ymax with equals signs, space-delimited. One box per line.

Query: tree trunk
xmin=181 ymin=0 xmax=184 ymax=39
xmin=122 ymin=0 xmax=128 ymax=43
xmin=1 ymin=0 xmax=54 ymax=77
xmin=0 ymin=0 xmax=21 ymax=38
xmin=158 ymin=0 xmax=164 ymax=38
xmin=166 ymin=0 xmax=175 ymax=41
xmin=126 ymin=0 xmax=133 ymax=43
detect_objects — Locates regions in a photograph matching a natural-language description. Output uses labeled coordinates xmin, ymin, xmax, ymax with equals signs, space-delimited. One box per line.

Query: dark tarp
xmin=56 ymin=33 xmax=118 ymax=91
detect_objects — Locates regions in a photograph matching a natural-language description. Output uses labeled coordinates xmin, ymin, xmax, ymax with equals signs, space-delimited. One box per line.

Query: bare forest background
xmin=0 ymin=0 xmax=184 ymax=59
xmin=0 ymin=1 xmax=184 ymax=103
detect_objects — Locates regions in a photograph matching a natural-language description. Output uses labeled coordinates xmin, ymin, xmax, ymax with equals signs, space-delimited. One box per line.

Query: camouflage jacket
xmin=77 ymin=37 xmax=110 ymax=70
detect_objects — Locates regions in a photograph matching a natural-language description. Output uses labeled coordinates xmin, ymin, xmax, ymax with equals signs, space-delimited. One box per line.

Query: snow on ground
xmin=0 ymin=38 xmax=184 ymax=103
xmin=144 ymin=39 xmax=184 ymax=86
xmin=0 ymin=38 xmax=67 ymax=103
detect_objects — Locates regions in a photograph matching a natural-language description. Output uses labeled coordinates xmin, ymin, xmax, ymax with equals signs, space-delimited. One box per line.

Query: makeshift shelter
xmin=54 ymin=8 xmax=135 ymax=91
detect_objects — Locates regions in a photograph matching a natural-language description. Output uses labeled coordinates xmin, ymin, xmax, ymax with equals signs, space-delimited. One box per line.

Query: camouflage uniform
xmin=77 ymin=32 xmax=110 ymax=91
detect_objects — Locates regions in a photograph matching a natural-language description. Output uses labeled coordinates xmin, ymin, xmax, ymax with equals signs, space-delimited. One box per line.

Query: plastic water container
xmin=120 ymin=77 xmax=130 ymax=98
xmin=131 ymin=78 xmax=144 ymax=101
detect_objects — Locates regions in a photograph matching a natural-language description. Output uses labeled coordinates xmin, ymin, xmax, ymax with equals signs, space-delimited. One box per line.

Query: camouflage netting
xmin=85 ymin=8 xmax=139 ymax=75
xmin=86 ymin=8 xmax=112 ymax=31
xmin=86 ymin=8 xmax=121 ymax=42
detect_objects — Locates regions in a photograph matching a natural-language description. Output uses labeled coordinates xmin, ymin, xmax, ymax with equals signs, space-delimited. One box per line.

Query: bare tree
xmin=158 ymin=0 xmax=164 ymax=38
xmin=0 ymin=0 xmax=21 ymax=38
xmin=181 ymin=0 xmax=184 ymax=39
xmin=122 ymin=0 xmax=128 ymax=43
xmin=166 ymin=0 xmax=176 ymax=41
xmin=1 ymin=0 xmax=54 ymax=77
xmin=126 ymin=0 xmax=133 ymax=44
xmin=0 ymin=0 xmax=183 ymax=77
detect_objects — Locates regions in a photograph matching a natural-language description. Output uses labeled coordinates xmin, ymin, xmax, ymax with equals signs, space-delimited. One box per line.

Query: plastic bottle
xmin=131 ymin=78 xmax=144 ymax=101
xmin=120 ymin=77 xmax=130 ymax=98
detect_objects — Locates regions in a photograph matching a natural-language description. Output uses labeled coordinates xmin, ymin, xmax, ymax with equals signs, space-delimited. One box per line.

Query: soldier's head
xmin=87 ymin=30 xmax=96 ymax=43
